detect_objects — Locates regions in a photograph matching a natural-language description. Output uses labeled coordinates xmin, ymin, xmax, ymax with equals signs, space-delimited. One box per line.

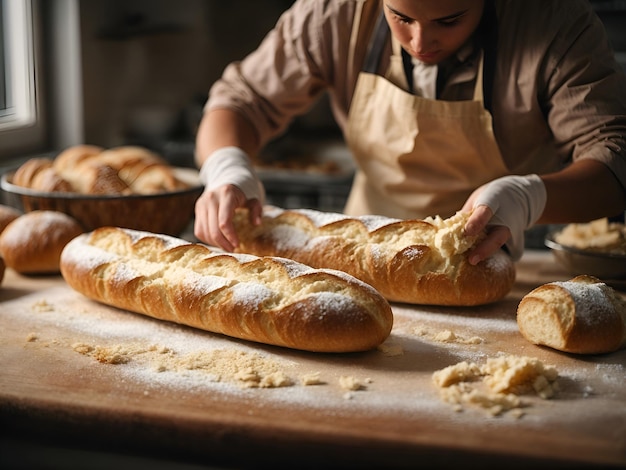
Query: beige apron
xmin=344 ymin=34 xmax=510 ymax=219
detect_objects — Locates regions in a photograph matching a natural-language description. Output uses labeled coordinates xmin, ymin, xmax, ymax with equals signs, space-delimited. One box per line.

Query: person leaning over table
xmin=193 ymin=0 xmax=626 ymax=265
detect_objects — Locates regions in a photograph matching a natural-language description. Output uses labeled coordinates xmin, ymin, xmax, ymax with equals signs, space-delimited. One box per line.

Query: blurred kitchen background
xmin=1 ymin=0 xmax=625 ymax=232
xmin=76 ymin=0 xmax=353 ymax=213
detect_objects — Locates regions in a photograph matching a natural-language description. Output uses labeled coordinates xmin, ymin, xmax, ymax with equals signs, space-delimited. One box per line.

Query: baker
xmin=193 ymin=0 xmax=626 ymax=265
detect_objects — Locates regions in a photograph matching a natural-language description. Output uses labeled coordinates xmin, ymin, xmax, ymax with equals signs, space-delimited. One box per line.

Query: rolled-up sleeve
xmin=494 ymin=0 xmax=626 ymax=190
xmin=205 ymin=0 xmax=359 ymax=147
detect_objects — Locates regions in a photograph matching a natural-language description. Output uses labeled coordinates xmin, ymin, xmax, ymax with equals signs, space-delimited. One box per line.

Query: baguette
xmin=232 ymin=206 xmax=515 ymax=306
xmin=59 ymin=227 xmax=393 ymax=353
xmin=517 ymin=275 xmax=626 ymax=354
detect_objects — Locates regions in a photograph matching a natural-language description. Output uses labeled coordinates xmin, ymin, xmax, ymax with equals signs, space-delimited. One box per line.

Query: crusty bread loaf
xmin=232 ymin=206 xmax=516 ymax=306
xmin=31 ymin=166 xmax=74 ymax=193
xmin=52 ymin=144 xmax=105 ymax=174
xmin=0 ymin=204 xmax=21 ymax=233
xmin=0 ymin=210 xmax=84 ymax=274
xmin=12 ymin=145 xmax=191 ymax=195
xmin=12 ymin=157 xmax=51 ymax=187
xmin=78 ymin=164 xmax=131 ymax=195
xmin=517 ymin=275 xmax=626 ymax=354
xmin=59 ymin=227 xmax=393 ymax=353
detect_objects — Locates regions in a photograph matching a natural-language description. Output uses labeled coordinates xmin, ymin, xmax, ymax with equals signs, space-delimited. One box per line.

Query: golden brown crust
xmin=52 ymin=144 xmax=105 ymax=174
xmin=232 ymin=207 xmax=516 ymax=306
xmin=0 ymin=256 xmax=5 ymax=286
xmin=0 ymin=204 xmax=21 ymax=233
xmin=59 ymin=227 xmax=394 ymax=353
xmin=0 ymin=210 xmax=84 ymax=274
xmin=12 ymin=145 xmax=192 ymax=196
xmin=81 ymin=164 xmax=131 ymax=195
xmin=517 ymin=275 xmax=626 ymax=354
xmin=12 ymin=158 xmax=55 ymax=188
xmin=31 ymin=167 xmax=74 ymax=193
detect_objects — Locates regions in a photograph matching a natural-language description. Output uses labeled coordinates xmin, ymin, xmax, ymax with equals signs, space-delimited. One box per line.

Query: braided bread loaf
xmin=60 ymin=227 xmax=393 ymax=353
xmin=232 ymin=206 xmax=516 ymax=306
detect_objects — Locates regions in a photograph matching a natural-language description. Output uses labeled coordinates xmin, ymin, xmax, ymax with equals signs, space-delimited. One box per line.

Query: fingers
xmin=194 ymin=185 xmax=249 ymax=251
xmin=464 ymin=204 xmax=493 ymax=237
xmin=247 ymin=199 xmax=264 ymax=226
xmin=467 ymin=224 xmax=511 ymax=265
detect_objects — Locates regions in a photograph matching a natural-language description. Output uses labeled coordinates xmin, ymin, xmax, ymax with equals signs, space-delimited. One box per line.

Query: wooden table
xmin=1 ymin=250 xmax=625 ymax=469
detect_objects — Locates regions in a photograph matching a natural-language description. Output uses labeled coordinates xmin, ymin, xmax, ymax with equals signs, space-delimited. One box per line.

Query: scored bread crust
xmin=517 ymin=275 xmax=626 ymax=354
xmin=232 ymin=206 xmax=516 ymax=306
xmin=59 ymin=227 xmax=394 ymax=353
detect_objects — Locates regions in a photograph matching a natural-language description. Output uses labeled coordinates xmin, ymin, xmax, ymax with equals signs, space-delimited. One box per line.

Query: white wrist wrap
xmin=199 ymin=147 xmax=265 ymax=202
xmin=473 ymin=174 xmax=546 ymax=260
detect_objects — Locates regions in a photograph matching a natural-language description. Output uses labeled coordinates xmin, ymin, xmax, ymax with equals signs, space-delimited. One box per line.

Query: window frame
xmin=0 ymin=0 xmax=46 ymax=161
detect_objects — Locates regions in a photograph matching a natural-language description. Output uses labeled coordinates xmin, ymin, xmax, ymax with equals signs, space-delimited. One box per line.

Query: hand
xmin=462 ymin=174 xmax=546 ymax=263
xmin=463 ymin=205 xmax=513 ymax=265
xmin=194 ymin=147 xmax=265 ymax=251
xmin=194 ymin=185 xmax=262 ymax=251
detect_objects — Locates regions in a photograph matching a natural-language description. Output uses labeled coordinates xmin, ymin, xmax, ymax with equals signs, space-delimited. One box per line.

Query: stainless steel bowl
xmin=545 ymin=231 xmax=626 ymax=279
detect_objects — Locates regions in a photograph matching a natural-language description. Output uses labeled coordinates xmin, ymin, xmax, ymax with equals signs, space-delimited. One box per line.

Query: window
xmin=0 ymin=0 xmax=46 ymax=162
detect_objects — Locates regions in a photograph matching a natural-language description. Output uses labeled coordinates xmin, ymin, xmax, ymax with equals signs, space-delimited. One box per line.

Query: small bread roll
xmin=0 ymin=210 xmax=83 ymax=274
xmin=85 ymin=165 xmax=132 ymax=195
xmin=96 ymin=146 xmax=166 ymax=183
xmin=12 ymin=158 xmax=55 ymax=188
xmin=517 ymin=275 xmax=626 ymax=354
xmin=31 ymin=167 xmax=74 ymax=193
xmin=0 ymin=204 xmax=21 ymax=233
xmin=97 ymin=146 xmax=189 ymax=193
xmin=52 ymin=144 xmax=104 ymax=174
xmin=53 ymin=144 xmax=105 ymax=191
xmin=130 ymin=165 xmax=188 ymax=193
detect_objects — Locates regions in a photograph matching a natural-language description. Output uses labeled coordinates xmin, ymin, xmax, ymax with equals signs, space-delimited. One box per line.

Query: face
xmin=383 ymin=0 xmax=485 ymax=65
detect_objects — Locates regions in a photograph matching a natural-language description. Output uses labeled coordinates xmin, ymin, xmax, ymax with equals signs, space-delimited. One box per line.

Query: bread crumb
xmin=32 ymin=300 xmax=54 ymax=312
xmin=26 ymin=333 xmax=38 ymax=342
xmin=72 ymin=342 xmax=94 ymax=354
xmin=71 ymin=341 xmax=293 ymax=389
xmin=415 ymin=327 xmax=484 ymax=345
xmin=301 ymin=372 xmax=325 ymax=386
xmin=432 ymin=354 xmax=558 ymax=417
xmin=259 ymin=371 xmax=292 ymax=388
xmin=377 ymin=343 xmax=404 ymax=356
xmin=339 ymin=375 xmax=365 ymax=391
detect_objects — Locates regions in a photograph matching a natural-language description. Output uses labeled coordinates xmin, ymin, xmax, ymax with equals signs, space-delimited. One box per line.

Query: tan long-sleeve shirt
xmin=205 ymin=0 xmax=626 ymax=189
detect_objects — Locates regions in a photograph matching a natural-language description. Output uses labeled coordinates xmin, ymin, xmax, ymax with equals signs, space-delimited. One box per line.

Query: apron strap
xmin=363 ymin=12 xmax=390 ymax=74
xmin=363 ymin=2 xmax=498 ymax=112
xmin=479 ymin=0 xmax=498 ymax=114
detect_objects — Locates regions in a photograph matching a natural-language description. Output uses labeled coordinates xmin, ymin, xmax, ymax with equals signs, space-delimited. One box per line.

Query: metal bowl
xmin=545 ymin=230 xmax=626 ymax=280
xmin=1 ymin=168 xmax=203 ymax=236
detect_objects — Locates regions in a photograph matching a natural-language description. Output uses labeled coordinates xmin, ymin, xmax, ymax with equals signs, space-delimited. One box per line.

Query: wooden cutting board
xmin=1 ymin=250 xmax=625 ymax=468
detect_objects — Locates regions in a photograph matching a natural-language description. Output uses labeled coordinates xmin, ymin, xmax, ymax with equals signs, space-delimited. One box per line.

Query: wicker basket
xmin=1 ymin=169 xmax=203 ymax=236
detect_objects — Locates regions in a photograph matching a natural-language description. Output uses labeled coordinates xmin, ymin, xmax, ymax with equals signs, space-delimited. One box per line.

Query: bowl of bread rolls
xmin=545 ymin=217 xmax=626 ymax=279
xmin=1 ymin=145 xmax=203 ymax=236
